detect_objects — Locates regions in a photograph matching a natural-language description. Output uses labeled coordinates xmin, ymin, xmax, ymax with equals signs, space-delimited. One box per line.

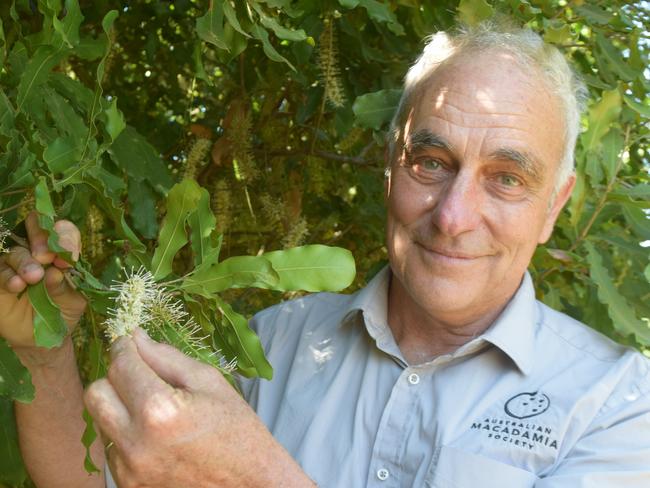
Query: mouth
xmin=415 ymin=242 xmax=483 ymax=261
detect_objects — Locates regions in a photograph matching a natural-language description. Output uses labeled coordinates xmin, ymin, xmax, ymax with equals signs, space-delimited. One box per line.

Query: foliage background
xmin=0 ymin=0 xmax=649 ymax=485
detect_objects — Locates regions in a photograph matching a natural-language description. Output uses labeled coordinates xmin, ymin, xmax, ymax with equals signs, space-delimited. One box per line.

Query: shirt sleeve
xmin=536 ymin=373 xmax=650 ymax=487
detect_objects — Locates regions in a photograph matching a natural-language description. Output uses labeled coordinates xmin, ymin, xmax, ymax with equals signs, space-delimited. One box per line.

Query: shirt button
xmin=407 ymin=373 xmax=420 ymax=385
xmin=377 ymin=468 xmax=390 ymax=481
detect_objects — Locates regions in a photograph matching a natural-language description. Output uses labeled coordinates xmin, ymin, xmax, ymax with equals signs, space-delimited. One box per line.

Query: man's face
xmin=386 ymin=51 xmax=575 ymax=326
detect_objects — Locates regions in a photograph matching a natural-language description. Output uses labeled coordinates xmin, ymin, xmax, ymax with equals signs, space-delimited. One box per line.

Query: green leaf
xmin=621 ymin=204 xmax=650 ymax=240
xmin=108 ymin=126 xmax=173 ymax=191
xmin=151 ymin=179 xmax=202 ymax=280
xmin=223 ymin=0 xmax=250 ymax=38
xmin=196 ymin=0 xmax=229 ymax=51
xmin=182 ymin=255 xmax=279 ymax=295
xmin=213 ymin=295 xmax=273 ymax=379
xmin=586 ymin=242 xmax=650 ymax=344
xmin=52 ymin=0 xmax=83 ymax=48
xmin=262 ymin=245 xmax=356 ymax=292
xmin=0 ymin=399 xmax=27 ymax=485
xmin=103 ymin=97 xmax=126 ymax=141
xmin=43 ymin=136 xmax=83 ymax=173
xmin=187 ymin=188 xmax=219 ymax=267
xmin=250 ymin=24 xmax=294 ymax=70
xmin=16 ymin=45 xmax=64 ymax=112
xmin=575 ymin=4 xmax=613 ymax=25
xmin=34 ymin=177 xmax=72 ymax=260
xmin=358 ymin=0 xmax=404 ymax=35
xmin=338 ymin=0 xmax=360 ymax=7
xmin=352 ymin=89 xmax=402 ymax=130
xmin=600 ymin=129 xmax=624 ymax=182
xmin=0 ymin=90 xmax=15 ymax=137
xmin=27 ymin=280 xmax=68 ymax=348
xmin=645 ymin=263 xmax=650 ymax=283
xmin=257 ymin=11 xmax=307 ymax=42
xmin=127 ymin=180 xmax=158 ymax=239
xmin=81 ymin=408 xmax=100 ymax=474
xmin=623 ymin=95 xmax=650 ymax=118
xmin=544 ymin=22 xmax=572 ymax=44
xmin=581 ymin=89 xmax=621 ymax=153
xmin=457 ymin=0 xmax=494 ymax=25
xmin=44 ymin=88 xmax=87 ymax=140
xmin=595 ymin=34 xmax=637 ymax=82
xmin=0 ymin=338 xmax=34 ymax=402
xmin=611 ymin=184 xmax=650 ymax=200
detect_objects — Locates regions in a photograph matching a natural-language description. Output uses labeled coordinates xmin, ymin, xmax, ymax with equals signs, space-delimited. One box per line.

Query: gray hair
xmin=388 ymin=21 xmax=588 ymax=190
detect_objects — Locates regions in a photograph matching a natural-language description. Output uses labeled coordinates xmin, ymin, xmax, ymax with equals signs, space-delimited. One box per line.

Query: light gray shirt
xmin=240 ymin=267 xmax=650 ymax=487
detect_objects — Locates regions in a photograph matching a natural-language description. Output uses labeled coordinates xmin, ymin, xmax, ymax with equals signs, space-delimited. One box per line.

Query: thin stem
xmin=0 ymin=199 xmax=33 ymax=215
xmin=0 ymin=189 xmax=29 ymax=197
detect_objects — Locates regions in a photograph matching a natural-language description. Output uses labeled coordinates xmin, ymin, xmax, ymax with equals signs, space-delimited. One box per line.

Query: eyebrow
xmin=406 ymin=130 xmax=453 ymax=153
xmin=490 ymin=148 xmax=543 ymax=183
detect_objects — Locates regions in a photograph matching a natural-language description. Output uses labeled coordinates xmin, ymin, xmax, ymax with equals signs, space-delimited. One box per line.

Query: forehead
xmin=406 ymin=51 xmax=566 ymax=169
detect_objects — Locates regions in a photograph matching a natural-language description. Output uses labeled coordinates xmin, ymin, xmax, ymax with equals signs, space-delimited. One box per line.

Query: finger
xmin=0 ymin=258 xmax=27 ymax=293
xmin=25 ymin=212 xmax=56 ymax=265
xmin=3 ymin=246 xmax=44 ymax=285
xmin=107 ymin=337 xmax=174 ymax=414
xmin=53 ymin=220 xmax=81 ymax=263
xmin=84 ymin=378 xmax=132 ymax=448
xmin=133 ymin=327 xmax=221 ymax=391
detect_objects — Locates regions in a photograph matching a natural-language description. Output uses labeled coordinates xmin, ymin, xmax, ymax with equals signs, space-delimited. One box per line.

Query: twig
xmin=0 ymin=199 xmax=33 ymax=215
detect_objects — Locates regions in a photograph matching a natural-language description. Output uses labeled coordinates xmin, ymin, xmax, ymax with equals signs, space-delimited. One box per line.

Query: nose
xmin=431 ymin=173 xmax=483 ymax=237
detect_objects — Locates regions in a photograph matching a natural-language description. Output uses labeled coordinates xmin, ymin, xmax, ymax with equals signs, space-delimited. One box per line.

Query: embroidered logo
xmin=504 ymin=392 xmax=550 ymax=419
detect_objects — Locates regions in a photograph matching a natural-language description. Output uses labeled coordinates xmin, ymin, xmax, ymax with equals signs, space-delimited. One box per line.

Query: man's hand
xmin=85 ymin=328 xmax=315 ymax=488
xmin=0 ymin=212 xmax=86 ymax=349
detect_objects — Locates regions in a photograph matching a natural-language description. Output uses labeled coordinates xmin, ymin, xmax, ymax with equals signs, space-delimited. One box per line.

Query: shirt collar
xmin=340 ymin=266 xmax=538 ymax=375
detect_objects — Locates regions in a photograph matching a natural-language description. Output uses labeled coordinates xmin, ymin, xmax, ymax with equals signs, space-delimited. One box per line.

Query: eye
xmin=498 ymin=174 xmax=523 ymax=187
xmin=411 ymin=157 xmax=444 ymax=174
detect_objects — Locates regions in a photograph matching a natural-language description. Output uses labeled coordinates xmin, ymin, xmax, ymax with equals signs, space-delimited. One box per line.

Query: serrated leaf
xmin=44 ymin=88 xmax=87 ymax=140
xmin=182 ymin=255 xmax=279 ymax=295
xmin=34 ymin=177 xmax=71 ymax=260
xmin=586 ymin=242 xmax=650 ymax=344
xmin=611 ymin=184 xmax=650 ymax=199
xmin=81 ymin=408 xmax=100 ymax=473
xmin=623 ymin=95 xmax=650 ymax=118
xmin=250 ymin=24 xmax=294 ymax=70
xmin=213 ymin=295 xmax=273 ymax=379
xmin=544 ymin=22 xmax=572 ymax=44
xmin=621 ymin=204 xmax=650 ymax=240
xmin=27 ymin=280 xmax=68 ymax=348
xmin=352 ymin=89 xmax=402 ymax=130
xmin=595 ymin=34 xmax=637 ymax=82
xmin=0 ymin=398 xmax=27 ymax=485
xmin=262 ymin=245 xmax=356 ymax=292
xmin=457 ymin=0 xmax=494 ymax=25
xmin=103 ymin=97 xmax=125 ymax=141
xmin=600 ymin=129 xmax=624 ymax=182
xmin=0 ymin=338 xmax=34 ymax=402
xmin=188 ymin=188 xmax=219 ymax=267
xmin=52 ymin=0 xmax=83 ymax=48
xmin=16 ymin=45 xmax=64 ymax=112
xmin=43 ymin=136 xmax=83 ymax=173
xmin=151 ymin=179 xmax=202 ymax=280
xmin=196 ymin=0 xmax=229 ymax=51
xmin=581 ymin=89 xmax=621 ymax=153
xmin=257 ymin=11 xmax=307 ymax=41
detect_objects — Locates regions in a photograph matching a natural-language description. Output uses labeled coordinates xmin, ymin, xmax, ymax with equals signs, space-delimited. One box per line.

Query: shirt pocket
xmin=425 ymin=446 xmax=539 ymax=488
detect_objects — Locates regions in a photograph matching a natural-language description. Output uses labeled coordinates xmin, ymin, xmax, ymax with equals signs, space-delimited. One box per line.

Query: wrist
xmin=13 ymin=336 xmax=75 ymax=370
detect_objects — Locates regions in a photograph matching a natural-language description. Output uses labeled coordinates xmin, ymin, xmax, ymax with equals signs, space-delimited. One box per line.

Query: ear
xmin=538 ymin=173 xmax=576 ymax=244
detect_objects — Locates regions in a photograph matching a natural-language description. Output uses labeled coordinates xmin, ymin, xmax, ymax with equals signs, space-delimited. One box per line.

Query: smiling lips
xmin=416 ymin=242 xmax=486 ymax=261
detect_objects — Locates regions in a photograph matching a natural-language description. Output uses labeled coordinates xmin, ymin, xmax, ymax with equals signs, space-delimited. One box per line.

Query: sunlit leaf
xmin=352 ymin=89 xmax=402 ymax=130
xmin=581 ymin=89 xmax=621 ymax=153
xmin=262 ymin=245 xmax=356 ymax=292
xmin=457 ymin=0 xmax=494 ymax=25
xmin=27 ymin=280 xmax=68 ymax=348
xmin=182 ymin=255 xmax=279 ymax=295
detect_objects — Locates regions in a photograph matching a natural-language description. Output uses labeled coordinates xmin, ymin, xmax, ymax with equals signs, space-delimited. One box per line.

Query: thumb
xmin=132 ymin=327 xmax=220 ymax=391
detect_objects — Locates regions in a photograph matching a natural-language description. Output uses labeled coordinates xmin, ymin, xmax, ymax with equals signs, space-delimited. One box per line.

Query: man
xmin=2 ymin=23 xmax=649 ymax=487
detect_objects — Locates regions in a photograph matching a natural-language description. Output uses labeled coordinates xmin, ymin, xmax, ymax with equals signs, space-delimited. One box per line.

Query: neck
xmin=387 ymin=274 xmax=510 ymax=365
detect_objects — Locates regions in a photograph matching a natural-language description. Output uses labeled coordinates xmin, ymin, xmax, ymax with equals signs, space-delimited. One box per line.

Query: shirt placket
xmin=366 ymin=365 xmax=427 ymax=487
